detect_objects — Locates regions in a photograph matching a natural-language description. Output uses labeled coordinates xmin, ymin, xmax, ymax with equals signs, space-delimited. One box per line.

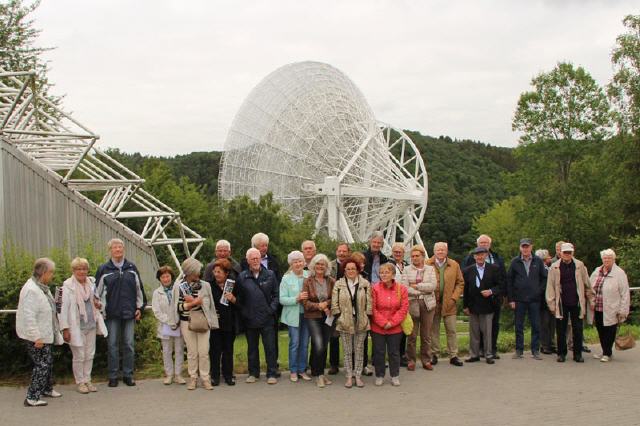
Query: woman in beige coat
xmin=331 ymin=256 xmax=371 ymax=388
xmin=589 ymin=249 xmax=630 ymax=362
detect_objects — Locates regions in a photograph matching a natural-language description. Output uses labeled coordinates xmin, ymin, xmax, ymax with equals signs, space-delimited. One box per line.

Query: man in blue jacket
xmin=236 ymin=248 xmax=280 ymax=384
xmin=95 ymin=238 xmax=146 ymax=387
xmin=507 ymin=239 xmax=548 ymax=360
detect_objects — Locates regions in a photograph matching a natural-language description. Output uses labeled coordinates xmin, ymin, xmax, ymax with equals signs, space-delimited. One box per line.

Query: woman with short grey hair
xmin=16 ymin=258 xmax=63 ymax=407
xmin=169 ymin=257 xmax=219 ymax=390
xmin=589 ymin=249 xmax=630 ymax=362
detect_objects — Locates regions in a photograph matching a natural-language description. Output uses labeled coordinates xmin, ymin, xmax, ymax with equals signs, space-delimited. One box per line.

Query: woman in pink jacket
xmin=371 ymin=262 xmax=409 ymax=386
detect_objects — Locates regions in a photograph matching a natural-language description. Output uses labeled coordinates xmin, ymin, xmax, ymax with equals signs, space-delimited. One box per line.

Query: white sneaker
xmin=316 ymin=375 xmax=326 ymax=388
xmin=42 ymin=390 xmax=62 ymax=398
xmin=600 ymin=355 xmax=610 ymax=362
xmin=24 ymin=398 xmax=47 ymax=407
xmin=245 ymin=375 xmax=257 ymax=383
xmin=391 ymin=376 xmax=400 ymax=387
xmin=375 ymin=377 xmax=384 ymax=386
xmin=593 ymin=353 xmax=603 ymax=360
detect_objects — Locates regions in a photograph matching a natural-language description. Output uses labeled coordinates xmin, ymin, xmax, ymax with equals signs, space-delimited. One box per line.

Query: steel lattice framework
xmin=0 ymin=69 xmax=204 ymax=270
xmin=219 ymin=61 xmax=428 ymax=249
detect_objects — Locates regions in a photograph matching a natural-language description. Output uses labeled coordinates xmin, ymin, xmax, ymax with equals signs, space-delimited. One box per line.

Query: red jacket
xmin=371 ymin=281 xmax=409 ymax=335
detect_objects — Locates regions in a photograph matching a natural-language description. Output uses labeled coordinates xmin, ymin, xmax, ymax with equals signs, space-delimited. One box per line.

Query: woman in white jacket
xmin=589 ymin=249 xmax=630 ymax=362
xmin=152 ymin=265 xmax=185 ymax=385
xmin=59 ymin=257 xmax=104 ymax=394
xmin=16 ymin=258 xmax=63 ymax=407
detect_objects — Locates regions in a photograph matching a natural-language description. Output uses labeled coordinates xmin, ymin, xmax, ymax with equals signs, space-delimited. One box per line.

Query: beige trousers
xmin=430 ymin=308 xmax=459 ymax=358
xmin=180 ymin=321 xmax=210 ymax=380
xmin=407 ymin=300 xmax=435 ymax=365
xmin=70 ymin=328 xmax=96 ymax=384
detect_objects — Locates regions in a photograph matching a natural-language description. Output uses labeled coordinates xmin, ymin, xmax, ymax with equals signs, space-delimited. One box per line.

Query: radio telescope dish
xmin=218 ymin=61 xmax=428 ymax=249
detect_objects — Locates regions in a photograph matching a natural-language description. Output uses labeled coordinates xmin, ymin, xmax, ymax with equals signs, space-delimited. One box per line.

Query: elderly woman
xmin=170 ymin=258 xmax=219 ymax=390
xmin=403 ymin=245 xmax=437 ymax=371
xmin=152 ymin=265 xmax=185 ymax=385
xmin=16 ymin=258 xmax=63 ymax=407
xmin=302 ymin=254 xmax=336 ymax=387
xmin=331 ymin=256 xmax=371 ymax=388
xmin=371 ymin=262 xmax=409 ymax=386
xmin=590 ymin=249 xmax=630 ymax=362
xmin=209 ymin=258 xmax=239 ymax=386
xmin=280 ymin=251 xmax=311 ymax=382
xmin=60 ymin=257 xmax=104 ymax=394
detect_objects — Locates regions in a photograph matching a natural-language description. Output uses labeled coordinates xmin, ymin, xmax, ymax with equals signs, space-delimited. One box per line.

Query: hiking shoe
xmin=86 ymin=382 xmax=97 ymax=392
xmin=77 ymin=383 xmax=89 ymax=394
xmin=375 ymin=377 xmax=384 ymax=386
xmin=245 ymin=375 xmax=257 ymax=384
xmin=267 ymin=377 xmax=278 ymax=385
xmin=163 ymin=376 xmax=173 ymax=385
xmin=391 ymin=376 xmax=400 ymax=386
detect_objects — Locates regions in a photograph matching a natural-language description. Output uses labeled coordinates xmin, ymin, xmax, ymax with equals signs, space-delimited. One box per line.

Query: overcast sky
xmin=31 ymin=0 xmax=636 ymax=156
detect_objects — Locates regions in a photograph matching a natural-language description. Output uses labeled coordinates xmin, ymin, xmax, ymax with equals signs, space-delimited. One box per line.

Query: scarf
xmin=35 ymin=277 xmax=60 ymax=339
xmin=72 ymin=275 xmax=96 ymax=322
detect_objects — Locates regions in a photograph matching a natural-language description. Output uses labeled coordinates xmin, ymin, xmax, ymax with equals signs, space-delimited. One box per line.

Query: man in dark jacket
xmin=507 ymin=239 xmax=548 ymax=360
xmin=236 ymin=248 xmax=279 ymax=384
xmin=95 ymin=238 xmax=147 ymax=387
xmin=203 ymin=239 xmax=242 ymax=283
xmin=463 ymin=234 xmax=506 ymax=359
xmin=463 ymin=247 xmax=503 ymax=364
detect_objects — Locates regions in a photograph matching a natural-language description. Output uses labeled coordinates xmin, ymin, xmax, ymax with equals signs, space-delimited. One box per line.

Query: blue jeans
xmin=514 ymin=301 xmax=540 ymax=353
xmin=246 ymin=325 xmax=278 ymax=378
xmin=287 ymin=314 xmax=310 ymax=374
xmin=106 ymin=318 xmax=135 ymax=379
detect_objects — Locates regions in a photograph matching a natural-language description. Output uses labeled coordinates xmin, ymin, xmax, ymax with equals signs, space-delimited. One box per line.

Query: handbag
xmin=615 ymin=331 xmax=636 ymax=351
xmin=188 ymin=309 xmax=209 ymax=332
xmin=396 ymin=285 xmax=413 ymax=335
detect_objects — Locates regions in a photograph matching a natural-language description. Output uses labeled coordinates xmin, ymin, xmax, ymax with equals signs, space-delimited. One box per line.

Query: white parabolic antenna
xmin=218 ymin=61 xmax=428 ymax=249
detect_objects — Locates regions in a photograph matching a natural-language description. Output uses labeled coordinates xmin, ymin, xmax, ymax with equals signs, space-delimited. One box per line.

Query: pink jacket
xmin=371 ymin=281 xmax=409 ymax=335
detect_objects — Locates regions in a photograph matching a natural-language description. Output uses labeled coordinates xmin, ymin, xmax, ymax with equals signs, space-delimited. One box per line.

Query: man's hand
xmin=134 ymin=309 xmax=141 ymax=321
xmin=510 ymin=302 xmax=516 ymax=310
xmin=63 ymin=329 xmax=71 ymax=343
xmin=480 ymin=290 xmax=492 ymax=298
xmin=463 ymin=308 xmax=470 ymax=316
xmin=34 ymin=339 xmax=44 ymax=349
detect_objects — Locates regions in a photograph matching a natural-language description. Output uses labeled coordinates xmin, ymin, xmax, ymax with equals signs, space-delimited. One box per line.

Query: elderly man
xmin=95 ymin=238 xmax=146 ymax=387
xmin=236 ymin=248 xmax=280 ymax=383
xmin=301 ymin=240 xmax=317 ymax=269
xmin=546 ymin=243 xmax=595 ymax=363
xmin=242 ymin=232 xmax=281 ymax=281
xmin=363 ymin=231 xmax=388 ymax=283
xmin=203 ymin=239 xmax=242 ymax=283
xmin=463 ymin=234 xmax=506 ymax=359
xmin=426 ymin=242 xmax=465 ymax=367
xmin=507 ymin=239 xmax=548 ymax=360
xmin=463 ymin=247 xmax=504 ymax=364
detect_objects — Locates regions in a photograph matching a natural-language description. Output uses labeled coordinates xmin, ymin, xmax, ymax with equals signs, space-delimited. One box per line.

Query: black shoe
xmin=328 ymin=366 xmax=339 ymax=375
xmin=582 ymin=346 xmax=591 ymax=353
xmin=479 ymin=351 xmax=485 ymax=358
xmin=557 ymin=355 xmax=566 ymax=363
xmin=123 ymin=377 xmax=136 ymax=386
xmin=465 ymin=357 xmax=480 ymax=363
xmin=450 ymin=357 xmax=463 ymax=367
xmin=573 ymin=356 xmax=584 ymax=363
xmin=486 ymin=357 xmax=495 ymax=364
xmin=431 ymin=355 xmax=438 ymax=365
xmin=541 ymin=348 xmax=553 ymax=355
xmin=274 ymin=371 xmax=282 ymax=378
xmin=108 ymin=379 xmax=118 ymax=387
xmin=211 ymin=378 xmax=220 ymax=386
xmin=493 ymin=354 xmax=500 ymax=360
xmin=225 ymin=377 xmax=236 ymax=386
xmin=550 ymin=347 xmax=557 ymax=354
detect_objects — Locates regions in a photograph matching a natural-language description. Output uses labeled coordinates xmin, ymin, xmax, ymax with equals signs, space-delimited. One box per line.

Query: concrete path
xmin=1 ymin=346 xmax=638 ymax=426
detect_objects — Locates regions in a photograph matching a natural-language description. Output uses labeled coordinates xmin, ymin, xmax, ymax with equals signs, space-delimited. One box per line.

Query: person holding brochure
xmin=302 ymin=254 xmax=335 ymax=388
xmin=209 ymin=258 xmax=238 ymax=386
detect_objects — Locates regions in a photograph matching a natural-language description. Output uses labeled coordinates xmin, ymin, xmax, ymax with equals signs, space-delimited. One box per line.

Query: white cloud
xmin=31 ymin=0 xmax=636 ymax=155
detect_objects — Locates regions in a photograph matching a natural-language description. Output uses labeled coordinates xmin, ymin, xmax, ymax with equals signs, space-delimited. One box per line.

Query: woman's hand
xmin=225 ymin=293 xmax=236 ymax=304
xmin=383 ymin=322 xmax=392 ymax=330
xmin=34 ymin=339 xmax=44 ymax=349
xmin=184 ymin=294 xmax=195 ymax=303
xmin=318 ymin=301 xmax=328 ymax=311
xmin=93 ymin=298 xmax=102 ymax=310
xmin=63 ymin=329 xmax=71 ymax=343
xmin=192 ymin=296 xmax=203 ymax=306
xmin=297 ymin=291 xmax=308 ymax=302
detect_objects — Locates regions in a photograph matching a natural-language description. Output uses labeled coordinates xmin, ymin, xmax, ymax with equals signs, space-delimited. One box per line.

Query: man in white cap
xmin=545 ymin=243 xmax=595 ymax=363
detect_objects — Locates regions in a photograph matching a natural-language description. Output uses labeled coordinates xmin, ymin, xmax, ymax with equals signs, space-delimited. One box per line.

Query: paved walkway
xmin=1 ymin=345 xmax=638 ymax=426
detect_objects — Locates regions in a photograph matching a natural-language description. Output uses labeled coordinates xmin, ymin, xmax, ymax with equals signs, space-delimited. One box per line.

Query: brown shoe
xmin=202 ymin=379 xmax=214 ymax=390
xmin=407 ymin=361 xmax=416 ymax=371
xmin=187 ymin=378 xmax=197 ymax=390
xmin=422 ymin=362 xmax=433 ymax=371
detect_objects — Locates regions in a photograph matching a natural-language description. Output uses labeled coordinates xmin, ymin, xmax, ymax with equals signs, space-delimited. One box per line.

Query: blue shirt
xmin=475 ymin=263 xmax=486 ymax=288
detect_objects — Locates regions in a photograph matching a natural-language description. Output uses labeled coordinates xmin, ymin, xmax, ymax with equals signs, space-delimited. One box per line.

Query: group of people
xmin=15 ymin=232 xmax=631 ymax=407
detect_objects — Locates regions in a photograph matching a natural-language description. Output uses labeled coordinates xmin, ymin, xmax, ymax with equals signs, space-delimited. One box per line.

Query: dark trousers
xmin=400 ymin=333 xmax=407 ymax=360
xmin=209 ymin=329 xmax=235 ymax=381
xmin=25 ymin=341 xmax=53 ymax=401
xmin=363 ymin=331 xmax=370 ymax=367
xmin=371 ymin=331 xmax=402 ymax=378
xmin=479 ymin=303 xmax=501 ymax=355
xmin=556 ymin=304 xmax=583 ymax=359
xmin=514 ymin=301 xmax=540 ymax=353
xmin=329 ymin=335 xmax=340 ymax=368
xmin=594 ymin=310 xmax=617 ymax=357
xmin=307 ymin=318 xmax=332 ymax=376
xmin=246 ymin=326 xmax=277 ymax=378
xmin=540 ymin=304 xmax=556 ymax=351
